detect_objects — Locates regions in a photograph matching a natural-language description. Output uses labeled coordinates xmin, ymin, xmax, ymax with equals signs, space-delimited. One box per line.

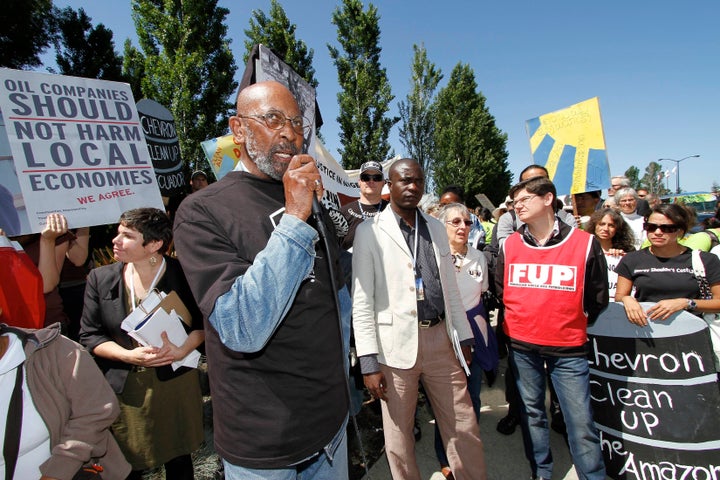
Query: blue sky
xmin=48 ymin=0 xmax=719 ymax=193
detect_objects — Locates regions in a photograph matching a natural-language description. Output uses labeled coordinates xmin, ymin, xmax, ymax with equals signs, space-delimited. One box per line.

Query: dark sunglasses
xmin=360 ymin=173 xmax=384 ymax=182
xmin=643 ymin=222 xmax=680 ymax=233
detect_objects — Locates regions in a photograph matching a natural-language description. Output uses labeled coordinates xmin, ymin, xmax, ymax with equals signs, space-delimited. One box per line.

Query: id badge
xmin=415 ymin=277 xmax=425 ymax=301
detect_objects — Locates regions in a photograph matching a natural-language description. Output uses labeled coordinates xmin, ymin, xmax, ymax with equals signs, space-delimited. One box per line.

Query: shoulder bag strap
xmin=691 ymin=249 xmax=706 ymax=277
xmin=691 ymin=249 xmax=712 ymax=300
xmin=4 ymin=362 xmax=24 ymax=480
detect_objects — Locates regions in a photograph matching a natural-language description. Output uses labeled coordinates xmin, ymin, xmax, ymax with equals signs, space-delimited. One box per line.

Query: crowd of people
xmin=2 ymin=80 xmax=720 ymax=480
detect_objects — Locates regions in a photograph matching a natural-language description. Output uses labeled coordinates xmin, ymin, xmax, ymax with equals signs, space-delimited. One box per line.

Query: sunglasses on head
xmin=643 ymin=222 xmax=680 ymax=233
xmin=360 ymin=173 xmax=384 ymax=182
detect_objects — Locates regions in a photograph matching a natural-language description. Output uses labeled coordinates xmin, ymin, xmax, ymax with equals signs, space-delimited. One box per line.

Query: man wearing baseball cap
xmin=340 ymin=160 xmax=388 ymax=250
xmin=190 ymin=170 xmax=209 ymax=193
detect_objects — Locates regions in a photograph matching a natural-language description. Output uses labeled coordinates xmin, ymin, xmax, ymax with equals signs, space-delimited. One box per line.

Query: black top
xmin=79 ymin=256 xmax=202 ymax=393
xmin=340 ymin=198 xmax=388 ymax=249
xmin=173 ymin=171 xmax=348 ymax=469
xmin=616 ymin=248 xmax=720 ymax=302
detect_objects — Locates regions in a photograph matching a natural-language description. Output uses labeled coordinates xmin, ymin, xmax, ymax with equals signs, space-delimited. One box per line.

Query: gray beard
xmin=245 ymin=127 xmax=299 ymax=181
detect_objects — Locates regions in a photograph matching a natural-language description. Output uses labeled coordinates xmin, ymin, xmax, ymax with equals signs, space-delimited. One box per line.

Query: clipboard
xmin=157 ymin=291 xmax=192 ymax=328
xmin=121 ymin=290 xmax=192 ymax=332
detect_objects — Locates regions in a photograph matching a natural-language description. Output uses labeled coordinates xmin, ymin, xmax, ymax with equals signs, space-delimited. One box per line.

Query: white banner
xmin=0 ymin=68 xmax=164 ymax=235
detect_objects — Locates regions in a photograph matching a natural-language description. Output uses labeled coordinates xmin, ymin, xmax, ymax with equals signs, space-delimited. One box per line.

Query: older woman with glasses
xmin=431 ymin=202 xmax=498 ymax=478
xmin=614 ymin=187 xmax=645 ymax=250
xmin=615 ymin=204 xmax=720 ymax=337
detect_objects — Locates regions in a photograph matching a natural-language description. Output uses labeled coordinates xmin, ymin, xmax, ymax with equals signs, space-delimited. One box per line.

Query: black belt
xmin=419 ymin=313 xmax=444 ymax=328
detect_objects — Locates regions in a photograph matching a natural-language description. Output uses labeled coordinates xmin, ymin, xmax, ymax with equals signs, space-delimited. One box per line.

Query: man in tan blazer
xmin=352 ymin=158 xmax=487 ymax=480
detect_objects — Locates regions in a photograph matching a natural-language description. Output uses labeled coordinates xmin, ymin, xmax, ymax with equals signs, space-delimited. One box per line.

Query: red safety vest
xmin=503 ymin=228 xmax=593 ymax=347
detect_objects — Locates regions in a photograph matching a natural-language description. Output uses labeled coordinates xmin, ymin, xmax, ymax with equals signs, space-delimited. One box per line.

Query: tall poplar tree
xmin=53 ymin=7 xmax=124 ymax=80
xmin=124 ymin=0 xmax=237 ymax=172
xmin=328 ymin=0 xmax=397 ymax=168
xmin=244 ymin=0 xmax=318 ymax=89
xmin=432 ymin=63 xmax=511 ymax=207
xmin=398 ymin=44 xmax=442 ymax=192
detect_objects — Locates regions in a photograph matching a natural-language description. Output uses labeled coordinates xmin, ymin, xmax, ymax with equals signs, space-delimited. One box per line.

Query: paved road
xmin=361 ymin=356 xmax=585 ymax=480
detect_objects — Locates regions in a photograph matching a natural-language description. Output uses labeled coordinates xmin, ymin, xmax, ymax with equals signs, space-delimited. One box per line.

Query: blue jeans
xmin=509 ymin=348 xmax=605 ymax=480
xmin=223 ymin=425 xmax=348 ymax=480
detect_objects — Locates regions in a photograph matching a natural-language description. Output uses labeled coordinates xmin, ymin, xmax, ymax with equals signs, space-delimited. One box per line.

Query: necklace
xmin=451 ymin=251 xmax=466 ymax=272
xmin=357 ymin=200 xmax=382 ymax=220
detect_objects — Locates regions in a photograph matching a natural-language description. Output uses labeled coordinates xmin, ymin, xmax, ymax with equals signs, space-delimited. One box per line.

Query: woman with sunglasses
xmin=432 ymin=203 xmax=498 ymax=479
xmin=615 ymin=204 xmax=720 ymax=330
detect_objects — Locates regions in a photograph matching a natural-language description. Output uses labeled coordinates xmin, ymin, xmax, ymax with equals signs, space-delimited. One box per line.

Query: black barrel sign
xmin=587 ymin=302 xmax=720 ymax=479
xmin=136 ymin=99 xmax=184 ymax=196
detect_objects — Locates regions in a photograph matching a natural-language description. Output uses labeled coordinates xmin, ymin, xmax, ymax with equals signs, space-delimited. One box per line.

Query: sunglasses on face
xmin=643 ymin=222 xmax=680 ymax=233
xmin=446 ymin=218 xmax=473 ymax=228
xmin=360 ymin=173 xmax=384 ymax=182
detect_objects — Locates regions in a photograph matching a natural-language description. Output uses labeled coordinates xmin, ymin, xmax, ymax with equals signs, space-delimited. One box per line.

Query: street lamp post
xmin=658 ymin=155 xmax=700 ymax=194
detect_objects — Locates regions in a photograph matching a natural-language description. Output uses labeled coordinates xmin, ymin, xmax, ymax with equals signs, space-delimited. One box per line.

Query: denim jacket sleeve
xmin=209 ymin=214 xmax=318 ymax=352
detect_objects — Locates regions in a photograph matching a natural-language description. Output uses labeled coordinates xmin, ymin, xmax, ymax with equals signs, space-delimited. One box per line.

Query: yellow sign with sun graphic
xmin=526 ymin=97 xmax=611 ymax=195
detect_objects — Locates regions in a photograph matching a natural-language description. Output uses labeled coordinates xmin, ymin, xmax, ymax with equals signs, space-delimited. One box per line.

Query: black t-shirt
xmin=173 ymin=171 xmax=347 ymax=468
xmin=615 ymin=248 xmax=720 ymax=302
xmin=340 ymin=199 xmax=387 ymax=249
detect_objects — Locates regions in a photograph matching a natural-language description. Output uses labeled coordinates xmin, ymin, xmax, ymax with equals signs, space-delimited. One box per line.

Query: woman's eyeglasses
xmin=446 ymin=218 xmax=473 ymax=228
xmin=360 ymin=173 xmax=384 ymax=182
xmin=643 ymin=222 xmax=680 ymax=233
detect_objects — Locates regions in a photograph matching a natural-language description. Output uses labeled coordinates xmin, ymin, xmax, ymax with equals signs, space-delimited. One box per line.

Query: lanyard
xmin=411 ymin=210 xmax=419 ymax=274
xmin=129 ymin=257 xmax=166 ymax=311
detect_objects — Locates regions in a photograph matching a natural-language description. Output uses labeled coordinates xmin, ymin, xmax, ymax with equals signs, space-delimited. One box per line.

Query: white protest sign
xmin=0 ymin=68 xmax=164 ymax=234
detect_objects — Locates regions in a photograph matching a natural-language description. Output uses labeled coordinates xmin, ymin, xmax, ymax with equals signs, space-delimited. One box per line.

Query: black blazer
xmin=79 ymin=256 xmax=203 ymax=393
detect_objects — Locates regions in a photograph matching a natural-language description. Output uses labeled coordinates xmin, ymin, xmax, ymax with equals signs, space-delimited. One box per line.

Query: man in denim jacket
xmin=174 ymin=81 xmax=350 ymax=480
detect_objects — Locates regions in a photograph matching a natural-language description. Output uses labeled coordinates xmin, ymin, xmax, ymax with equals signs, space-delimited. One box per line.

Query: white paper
xmin=452 ymin=328 xmax=471 ymax=376
xmin=126 ymin=308 xmax=200 ymax=371
xmin=120 ymin=290 xmax=165 ymax=333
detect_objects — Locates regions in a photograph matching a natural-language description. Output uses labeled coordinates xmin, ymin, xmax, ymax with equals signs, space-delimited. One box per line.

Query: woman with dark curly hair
xmin=586 ymin=208 xmax=636 ymax=298
xmin=587 ymin=208 xmax=636 ymax=254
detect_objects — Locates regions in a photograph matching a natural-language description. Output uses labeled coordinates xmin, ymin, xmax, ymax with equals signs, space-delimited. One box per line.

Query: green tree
xmin=640 ymin=161 xmax=669 ymax=195
xmin=52 ymin=7 xmax=124 ymax=80
xmin=122 ymin=39 xmax=145 ymax=100
xmin=0 ymin=0 xmax=56 ymax=69
xmin=624 ymin=166 xmax=641 ymax=190
xmin=244 ymin=0 xmax=318 ymax=89
xmin=328 ymin=0 xmax=397 ymax=168
xmin=125 ymin=0 xmax=237 ymax=173
xmin=432 ymin=63 xmax=511 ymax=207
xmin=398 ymin=44 xmax=442 ymax=192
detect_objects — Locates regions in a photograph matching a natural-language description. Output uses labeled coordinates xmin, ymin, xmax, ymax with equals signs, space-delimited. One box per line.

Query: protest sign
xmin=0 ymin=68 xmax=164 ymax=234
xmin=526 ymin=97 xmax=611 ymax=195
xmin=136 ymin=98 xmax=185 ymax=196
xmin=588 ymin=302 xmax=720 ymax=479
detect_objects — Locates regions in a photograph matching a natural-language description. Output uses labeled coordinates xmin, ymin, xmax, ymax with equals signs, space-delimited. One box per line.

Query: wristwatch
xmin=685 ymin=299 xmax=697 ymax=311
